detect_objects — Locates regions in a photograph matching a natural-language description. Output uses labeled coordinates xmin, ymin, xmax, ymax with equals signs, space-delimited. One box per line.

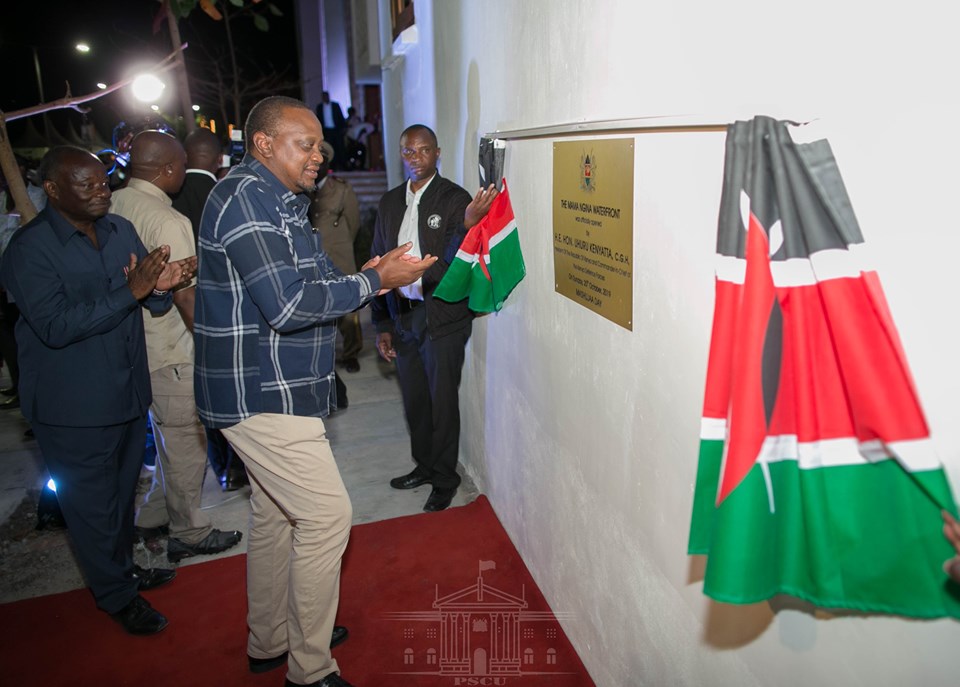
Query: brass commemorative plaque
xmin=553 ymin=138 xmax=634 ymax=330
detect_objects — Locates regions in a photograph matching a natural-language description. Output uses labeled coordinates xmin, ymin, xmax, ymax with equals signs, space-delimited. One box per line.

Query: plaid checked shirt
xmin=194 ymin=155 xmax=381 ymax=428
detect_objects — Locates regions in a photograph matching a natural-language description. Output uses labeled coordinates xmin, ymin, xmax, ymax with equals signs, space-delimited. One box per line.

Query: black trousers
xmin=33 ymin=416 xmax=146 ymax=613
xmin=321 ymin=126 xmax=347 ymax=170
xmin=205 ymin=426 xmax=245 ymax=480
xmin=0 ymin=294 xmax=20 ymax=389
xmin=393 ymin=305 xmax=471 ymax=490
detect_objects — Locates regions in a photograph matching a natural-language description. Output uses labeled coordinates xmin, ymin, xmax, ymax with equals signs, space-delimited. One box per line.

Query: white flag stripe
xmin=488 ymin=218 xmax=517 ymax=250
xmin=700 ymin=416 xmax=727 ymax=440
xmin=699 ymin=421 xmax=941 ymax=472
xmin=715 ymin=243 xmax=873 ymax=287
xmin=888 ymin=438 xmax=944 ymax=472
xmin=453 ymin=248 xmax=480 ymax=264
xmin=452 ymin=219 xmax=516 ymax=264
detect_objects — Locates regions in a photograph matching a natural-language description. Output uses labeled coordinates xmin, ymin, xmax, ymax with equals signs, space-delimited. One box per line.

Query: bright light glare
xmin=75 ymin=43 xmax=90 ymax=53
xmin=191 ymin=104 xmax=200 ymax=112
xmin=96 ymin=82 xmax=107 ymax=90
xmin=150 ymin=105 xmax=160 ymax=112
xmin=131 ymin=73 xmax=165 ymax=103
xmin=46 ymin=478 xmax=57 ymax=493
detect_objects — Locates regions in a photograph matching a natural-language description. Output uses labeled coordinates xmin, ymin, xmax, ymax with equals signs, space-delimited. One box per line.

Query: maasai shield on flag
xmin=433 ymin=179 xmax=525 ymax=313
xmin=688 ymin=116 xmax=960 ymax=618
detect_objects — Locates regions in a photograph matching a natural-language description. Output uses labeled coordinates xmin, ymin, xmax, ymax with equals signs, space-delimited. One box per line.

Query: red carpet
xmin=0 ymin=496 xmax=594 ymax=686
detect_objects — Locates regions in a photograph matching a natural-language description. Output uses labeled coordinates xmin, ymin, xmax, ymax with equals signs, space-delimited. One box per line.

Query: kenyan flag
xmin=688 ymin=116 xmax=960 ymax=618
xmin=434 ymin=179 xmax=525 ymax=313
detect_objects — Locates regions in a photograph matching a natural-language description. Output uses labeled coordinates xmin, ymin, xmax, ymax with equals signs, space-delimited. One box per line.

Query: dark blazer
xmin=370 ymin=175 xmax=473 ymax=338
xmin=172 ymin=170 xmax=217 ymax=241
xmin=0 ymin=205 xmax=170 ymax=427
xmin=316 ymin=101 xmax=346 ymax=132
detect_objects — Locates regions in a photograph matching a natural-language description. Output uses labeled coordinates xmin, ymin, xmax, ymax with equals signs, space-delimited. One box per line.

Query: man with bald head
xmin=196 ymin=95 xmax=436 ymax=687
xmin=1 ymin=145 xmax=196 ymax=634
xmin=112 ymin=131 xmax=242 ymax=564
xmin=172 ymin=127 xmax=222 ymax=242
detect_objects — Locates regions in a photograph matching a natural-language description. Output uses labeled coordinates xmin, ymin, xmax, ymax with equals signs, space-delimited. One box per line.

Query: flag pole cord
xmin=484 ymin=115 xmax=814 ymax=140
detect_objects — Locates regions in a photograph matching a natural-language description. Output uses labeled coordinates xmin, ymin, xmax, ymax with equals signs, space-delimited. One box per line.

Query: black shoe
xmin=423 ymin=487 xmax=456 ymax=512
xmin=389 ymin=469 xmax=432 ymax=490
xmin=132 ymin=564 xmax=176 ymax=591
xmin=111 ymin=595 xmax=168 ymax=635
xmin=285 ymin=672 xmax=354 ymax=687
xmin=344 ymin=358 xmax=360 ymax=373
xmin=249 ymin=652 xmax=287 ymax=674
xmin=330 ymin=624 xmax=349 ymax=648
xmin=220 ymin=470 xmax=249 ymax=492
xmin=0 ymin=395 xmax=19 ymax=410
xmin=249 ymin=626 xmax=348 ymax=673
xmin=0 ymin=386 xmax=16 ymax=397
xmin=167 ymin=528 xmax=243 ymax=563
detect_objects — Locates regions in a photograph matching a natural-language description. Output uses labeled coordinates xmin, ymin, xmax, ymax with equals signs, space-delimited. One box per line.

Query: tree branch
xmin=3 ymin=44 xmax=187 ymax=123
xmin=0 ymin=44 xmax=189 ymax=226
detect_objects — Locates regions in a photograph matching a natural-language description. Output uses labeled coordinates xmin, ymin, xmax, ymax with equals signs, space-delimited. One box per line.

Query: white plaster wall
xmin=296 ymin=0 xmax=353 ymax=112
xmin=320 ymin=0 xmax=353 ymax=110
xmin=377 ymin=1 xmax=960 ymax=685
xmin=350 ymin=0 xmax=381 ymax=84
xmin=377 ymin=0 xmax=438 ymax=183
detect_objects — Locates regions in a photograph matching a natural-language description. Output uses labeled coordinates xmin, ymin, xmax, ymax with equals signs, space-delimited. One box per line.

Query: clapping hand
xmin=366 ymin=242 xmax=438 ymax=296
xmin=156 ymin=255 xmax=198 ymax=292
xmin=126 ymin=246 xmax=198 ymax=300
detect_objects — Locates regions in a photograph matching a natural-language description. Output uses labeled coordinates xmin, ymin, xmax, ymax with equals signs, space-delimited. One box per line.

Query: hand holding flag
xmin=465 ymin=184 xmax=499 ymax=229
xmin=434 ymin=179 xmax=526 ymax=313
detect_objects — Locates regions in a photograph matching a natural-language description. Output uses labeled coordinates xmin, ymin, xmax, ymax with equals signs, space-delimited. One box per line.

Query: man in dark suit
xmin=0 ymin=146 xmax=197 ymax=635
xmin=315 ymin=91 xmax=347 ymax=171
xmin=172 ymin=127 xmax=222 ymax=242
xmin=172 ymin=128 xmax=248 ymax=491
xmin=371 ymin=124 xmax=497 ymax=512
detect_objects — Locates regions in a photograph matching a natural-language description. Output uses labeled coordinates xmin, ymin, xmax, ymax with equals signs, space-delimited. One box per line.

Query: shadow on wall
xmin=462 ymin=60 xmax=481 ymax=190
xmin=691 ymin=553 xmax=907 ymax=649
xmin=461 ymin=312 xmax=490 ymax=492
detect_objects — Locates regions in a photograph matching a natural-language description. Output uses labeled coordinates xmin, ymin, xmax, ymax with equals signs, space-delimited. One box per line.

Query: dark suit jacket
xmin=370 ymin=175 xmax=473 ymax=338
xmin=172 ymin=170 xmax=217 ymax=241
xmin=0 ymin=205 xmax=171 ymax=427
xmin=316 ymin=101 xmax=346 ymax=133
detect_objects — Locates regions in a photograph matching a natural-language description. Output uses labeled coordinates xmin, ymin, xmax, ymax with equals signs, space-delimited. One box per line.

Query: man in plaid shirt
xmin=194 ymin=96 xmax=433 ymax=687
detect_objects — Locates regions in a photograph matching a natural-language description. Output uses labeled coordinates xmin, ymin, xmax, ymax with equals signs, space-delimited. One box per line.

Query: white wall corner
xmin=391 ymin=24 xmax=419 ymax=55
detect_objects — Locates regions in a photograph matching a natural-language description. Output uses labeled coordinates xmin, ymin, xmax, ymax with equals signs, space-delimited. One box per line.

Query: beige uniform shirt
xmin=110 ymin=178 xmax=195 ymax=373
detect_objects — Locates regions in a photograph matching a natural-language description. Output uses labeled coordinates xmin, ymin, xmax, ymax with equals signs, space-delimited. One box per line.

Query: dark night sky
xmin=1 ymin=0 xmax=300 ymax=148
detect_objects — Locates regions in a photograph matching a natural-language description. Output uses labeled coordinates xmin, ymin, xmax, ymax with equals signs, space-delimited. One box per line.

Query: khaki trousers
xmin=337 ymin=311 xmax=363 ymax=361
xmin=136 ymin=364 xmax=211 ymax=544
xmin=223 ymin=413 xmax=351 ymax=685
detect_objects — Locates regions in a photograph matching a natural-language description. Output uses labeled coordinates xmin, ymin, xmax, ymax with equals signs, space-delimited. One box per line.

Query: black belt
xmin=396 ymin=296 xmax=424 ymax=314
